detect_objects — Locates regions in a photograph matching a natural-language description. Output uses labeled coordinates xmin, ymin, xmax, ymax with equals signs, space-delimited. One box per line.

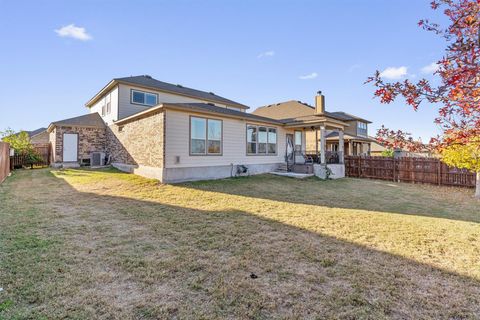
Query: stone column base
xmin=314 ymin=164 xmax=345 ymax=179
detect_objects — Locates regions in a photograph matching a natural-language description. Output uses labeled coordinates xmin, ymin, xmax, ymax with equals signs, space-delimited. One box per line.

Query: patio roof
xmin=325 ymin=131 xmax=376 ymax=142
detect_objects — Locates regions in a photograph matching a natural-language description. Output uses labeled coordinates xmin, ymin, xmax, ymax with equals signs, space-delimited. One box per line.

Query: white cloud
xmin=380 ymin=66 xmax=408 ymax=79
xmin=257 ymin=50 xmax=275 ymax=58
xmin=55 ymin=24 xmax=92 ymax=41
xmin=421 ymin=62 xmax=439 ymax=74
xmin=299 ymin=72 xmax=318 ymax=80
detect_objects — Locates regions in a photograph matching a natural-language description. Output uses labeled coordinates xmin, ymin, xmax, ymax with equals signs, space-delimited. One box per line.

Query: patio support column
xmin=320 ymin=126 xmax=326 ymax=164
xmin=338 ymin=129 xmax=344 ymax=164
xmin=315 ymin=128 xmax=318 ymax=156
xmin=348 ymin=140 xmax=353 ymax=156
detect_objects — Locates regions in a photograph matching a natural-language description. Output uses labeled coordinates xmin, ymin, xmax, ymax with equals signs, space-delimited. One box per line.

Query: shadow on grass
xmin=0 ymin=168 xmax=479 ymax=319
xmin=179 ymin=173 xmax=480 ymax=224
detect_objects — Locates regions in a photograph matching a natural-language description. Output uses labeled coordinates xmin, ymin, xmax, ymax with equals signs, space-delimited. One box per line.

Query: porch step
xmin=275 ymin=164 xmax=288 ymax=173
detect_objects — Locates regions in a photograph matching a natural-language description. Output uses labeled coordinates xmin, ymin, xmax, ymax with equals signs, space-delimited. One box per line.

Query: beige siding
xmin=306 ymin=130 xmax=317 ymax=153
xmin=344 ymin=120 xmax=357 ymax=136
xmin=118 ymin=84 xmax=230 ymax=120
xmin=90 ymin=86 xmax=119 ymax=125
xmin=164 ymin=109 xmax=290 ymax=168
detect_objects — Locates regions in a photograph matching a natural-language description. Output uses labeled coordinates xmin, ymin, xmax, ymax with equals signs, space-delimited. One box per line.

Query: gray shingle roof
xmin=26 ymin=128 xmax=47 ymax=138
xmin=51 ymin=113 xmax=106 ymax=128
xmin=165 ymin=103 xmax=283 ymax=124
xmin=114 ymin=75 xmax=249 ymax=109
xmin=327 ymin=112 xmax=371 ymax=124
xmin=253 ymin=100 xmax=371 ymax=124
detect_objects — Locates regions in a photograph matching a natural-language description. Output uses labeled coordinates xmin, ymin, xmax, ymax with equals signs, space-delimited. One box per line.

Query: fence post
xmin=393 ymin=157 xmax=396 ymax=182
xmin=437 ymin=160 xmax=441 ymax=186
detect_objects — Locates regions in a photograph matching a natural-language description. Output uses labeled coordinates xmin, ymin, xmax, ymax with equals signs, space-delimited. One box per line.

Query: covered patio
xmin=283 ymin=116 xmax=347 ymax=179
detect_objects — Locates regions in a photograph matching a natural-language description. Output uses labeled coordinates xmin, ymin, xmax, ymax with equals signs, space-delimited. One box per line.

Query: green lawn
xmin=0 ymin=168 xmax=479 ymax=319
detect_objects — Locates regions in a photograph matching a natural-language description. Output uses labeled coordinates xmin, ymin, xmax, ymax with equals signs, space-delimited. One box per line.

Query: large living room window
xmin=247 ymin=125 xmax=277 ymax=155
xmin=131 ymin=89 xmax=158 ymax=106
xmin=190 ymin=116 xmax=222 ymax=155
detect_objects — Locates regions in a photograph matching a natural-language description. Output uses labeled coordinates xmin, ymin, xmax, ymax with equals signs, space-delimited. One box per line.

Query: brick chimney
xmin=315 ymin=91 xmax=325 ymax=114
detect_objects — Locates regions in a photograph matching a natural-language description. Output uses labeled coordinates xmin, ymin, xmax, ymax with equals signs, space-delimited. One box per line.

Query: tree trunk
xmin=476 ymin=171 xmax=480 ymax=199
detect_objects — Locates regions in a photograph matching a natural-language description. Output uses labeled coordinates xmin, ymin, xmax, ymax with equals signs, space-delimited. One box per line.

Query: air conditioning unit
xmin=91 ymin=152 xmax=106 ymax=166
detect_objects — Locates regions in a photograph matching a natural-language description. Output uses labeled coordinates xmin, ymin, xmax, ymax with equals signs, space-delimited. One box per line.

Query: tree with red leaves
xmin=366 ymin=0 xmax=480 ymax=198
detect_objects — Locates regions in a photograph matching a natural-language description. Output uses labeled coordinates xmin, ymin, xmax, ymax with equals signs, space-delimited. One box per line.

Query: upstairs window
xmin=357 ymin=122 xmax=368 ymax=136
xmin=131 ymin=89 xmax=158 ymax=106
xmin=100 ymin=98 xmax=107 ymax=117
xmin=247 ymin=125 xmax=277 ymax=155
xmin=190 ymin=117 xmax=222 ymax=155
xmin=106 ymin=94 xmax=111 ymax=115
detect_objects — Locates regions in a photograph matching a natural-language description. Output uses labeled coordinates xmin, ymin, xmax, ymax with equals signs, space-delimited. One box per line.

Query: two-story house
xmin=47 ymin=75 xmax=372 ymax=182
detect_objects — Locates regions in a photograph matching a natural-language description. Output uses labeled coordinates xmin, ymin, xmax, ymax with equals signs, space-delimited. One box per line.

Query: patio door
xmin=286 ymin=134 xmax=294 ymax=163
xmin=63 ymin=133 xmax=78 ymax=162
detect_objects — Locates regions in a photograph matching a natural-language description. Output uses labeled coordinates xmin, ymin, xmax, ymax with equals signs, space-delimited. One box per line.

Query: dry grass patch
xmin=0 ymin=168 xmax=479 ymax=319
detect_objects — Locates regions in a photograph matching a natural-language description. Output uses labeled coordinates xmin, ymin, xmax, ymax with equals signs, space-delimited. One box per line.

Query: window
xmin=190 ymin=117 xmax=222 ymax=155
xmin=207 ymin=119 xmax=222 ymax=154
xmin=106 ymin=95 xmax=111 ymax=115
xmin=357 ymin=122 xmax=368 ymax=136
xmin=100 ymin=98 xmax=107 ymax=117
xmin=131 ymin=89 xmax=158 ymax=106
xmin=247 ymin=125 xmax=257 ymax=154
xmin=294 ymin=131 xmax=302 ymax=152
xmin=258 ymin=127 xmax=267 ymax=154
xmin=247 ymin=125 xmax=277 ymax=155
xmin=268 ymin=128 xmax=277 ymax=154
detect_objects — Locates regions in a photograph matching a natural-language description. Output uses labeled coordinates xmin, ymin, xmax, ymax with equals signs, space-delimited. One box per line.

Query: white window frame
xmin=246 ymin=124 xmax=278 ymax=156
xmin=357 ymin=122 xmax=368 ymax=136
xmin=106 ymin=94 xmax=111 ymax=115
xmin=130 ymin=89 xmax=159 ymax=107
xmin=294 ymin=130 xmax=302 ymax=152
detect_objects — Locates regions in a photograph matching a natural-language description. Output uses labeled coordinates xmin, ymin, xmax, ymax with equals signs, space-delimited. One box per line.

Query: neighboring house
xmin=370 ymin=137 xmax=435 ymax=158
xmin=26 ymin=128 xmax=49 ymax=144
xmin=253 ymin=98 xmax=375 ymax=159
xmin=46 ymin=75 xmax=373 ymax=182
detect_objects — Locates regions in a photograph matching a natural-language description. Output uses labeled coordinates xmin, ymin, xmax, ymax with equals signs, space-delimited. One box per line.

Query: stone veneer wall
xmin=51 ymin=126 xmax=106 ymax=163
xmin=106 ymin=110 xmax=164 ymax=168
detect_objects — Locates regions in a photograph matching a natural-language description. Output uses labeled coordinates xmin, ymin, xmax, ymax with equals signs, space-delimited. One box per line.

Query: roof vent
xmin=176 ymin=84 xmax=183 ymax=88
xmin=144 ymin=75 xmax=152 ymax=79
xmin=209 ymin=92 xmax=215 ymax=95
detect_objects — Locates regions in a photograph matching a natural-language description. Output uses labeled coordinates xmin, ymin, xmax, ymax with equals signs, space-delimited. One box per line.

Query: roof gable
xmin=48 ymin=113 xmax=106 ymax=132
xmin=26 ymin=128 xmax=47 ymax=138
xmin=252 ymin=100 xmax=315 ymax=120
xmin=254 ymin=100 xmax=372 ymax=124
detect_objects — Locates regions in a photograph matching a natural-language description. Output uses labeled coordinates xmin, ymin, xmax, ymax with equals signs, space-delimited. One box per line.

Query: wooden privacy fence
xmin=0 ymin=142 xmax=10 ymax=183
xmin=345 ymin=156 xmax=476 ymax=188
xmin=10 ymin=143 xmax=51 ymax=169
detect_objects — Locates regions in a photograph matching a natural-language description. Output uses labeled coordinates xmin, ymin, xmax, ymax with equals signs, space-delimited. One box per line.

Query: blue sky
xmin=0 ymin=0 xmax=446 ymax=140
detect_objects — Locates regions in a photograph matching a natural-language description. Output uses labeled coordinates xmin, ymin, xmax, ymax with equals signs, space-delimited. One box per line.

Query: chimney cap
xmin=317 ymin=90 xmax=322 ymax=95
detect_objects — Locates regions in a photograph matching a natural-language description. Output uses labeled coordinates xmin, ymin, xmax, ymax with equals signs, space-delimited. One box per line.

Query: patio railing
xmin=305 ymin=151 xmax=343 ymax=164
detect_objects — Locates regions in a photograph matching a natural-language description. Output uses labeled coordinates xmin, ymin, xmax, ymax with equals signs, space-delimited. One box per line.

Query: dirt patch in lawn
xmin=0 ymin=168 xmax=479 ymax=319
